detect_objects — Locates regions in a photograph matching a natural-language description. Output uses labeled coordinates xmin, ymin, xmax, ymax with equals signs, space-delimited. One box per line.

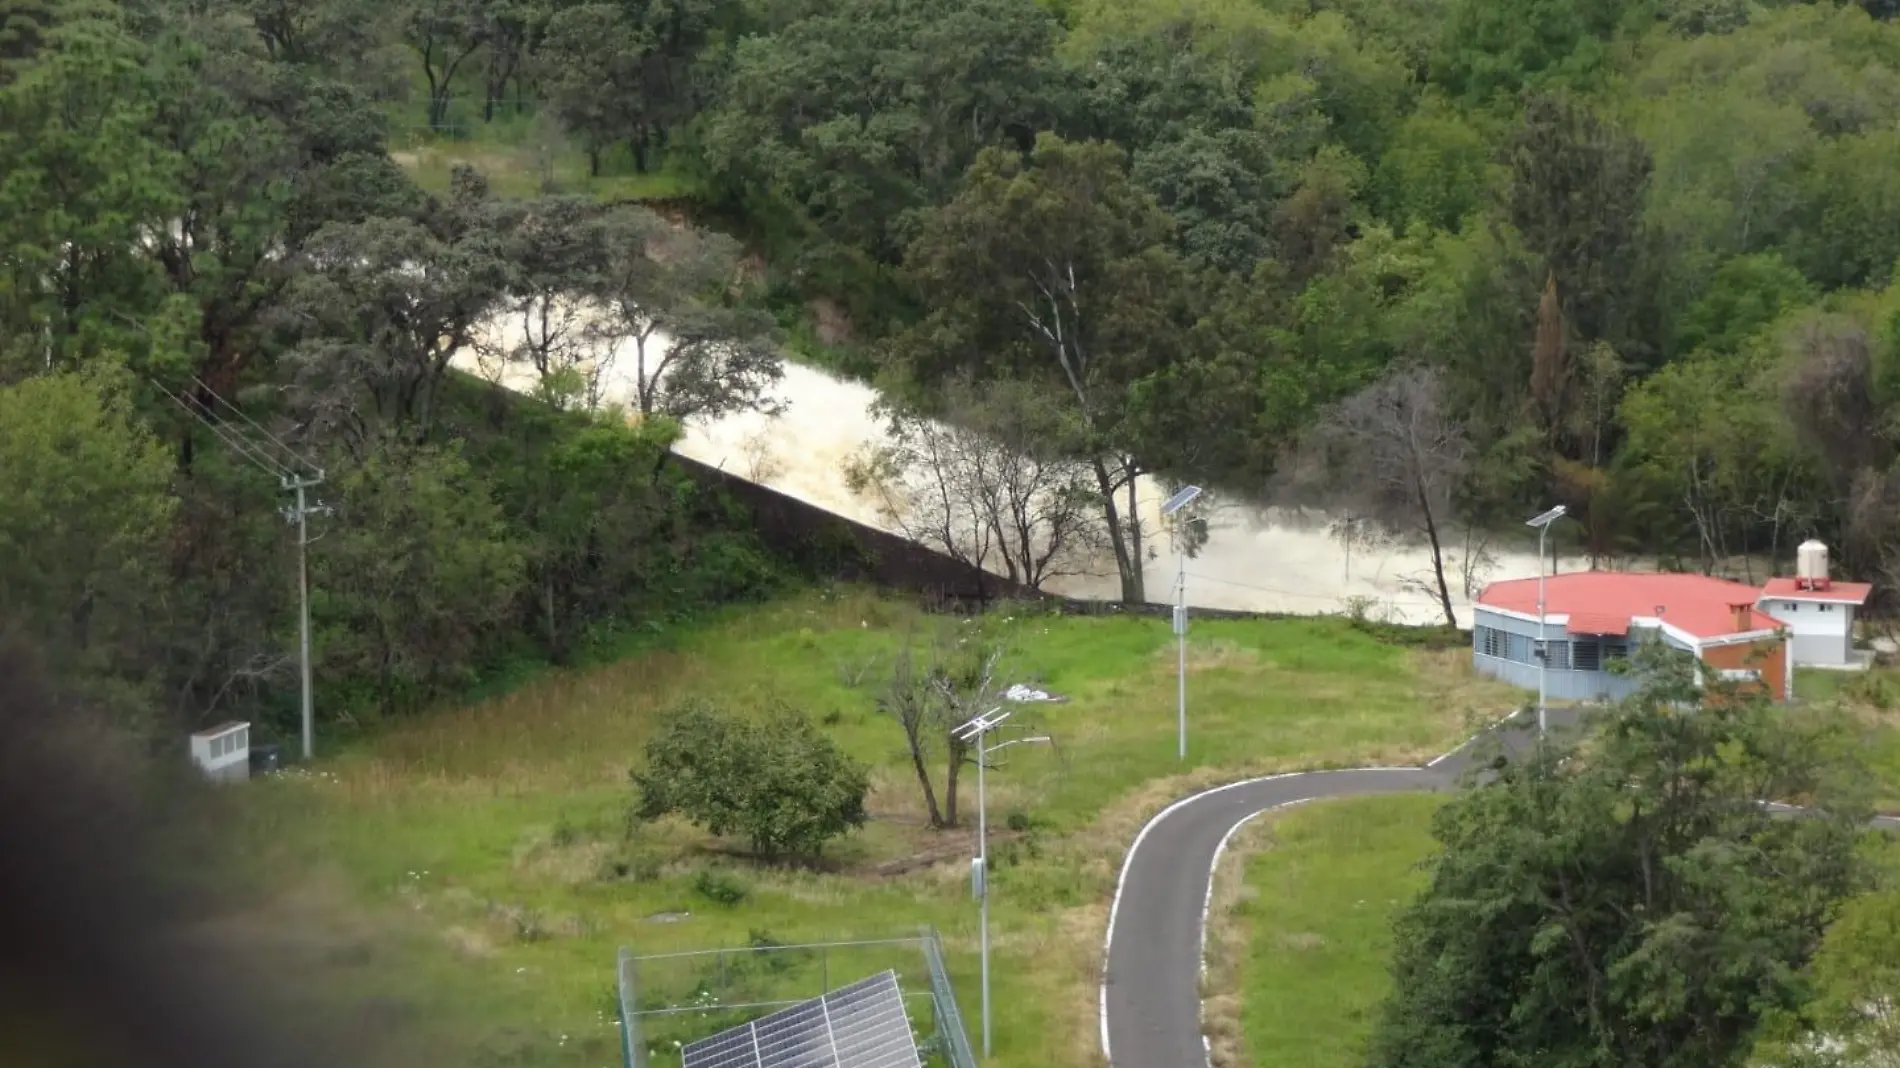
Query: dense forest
xmin=5 ymin=0 xmax=1900 ymax=734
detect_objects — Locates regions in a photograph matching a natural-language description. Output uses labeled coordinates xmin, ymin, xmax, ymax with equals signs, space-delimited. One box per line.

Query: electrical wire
xmin=190 ymin=375 xmax=317 ymax=478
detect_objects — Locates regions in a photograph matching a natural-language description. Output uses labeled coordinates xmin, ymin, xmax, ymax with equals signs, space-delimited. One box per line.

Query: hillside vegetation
xmin=10 ymin=0 xmax=1900 ymax=726
xmin=13 ymin=2 xmax=1900 ymax=1067
xmin=215 ymin=589 xmax=1515 ymax=1068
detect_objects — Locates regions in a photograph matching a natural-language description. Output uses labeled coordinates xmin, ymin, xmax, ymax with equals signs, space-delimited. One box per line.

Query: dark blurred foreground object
xmin=0 ymin=630 xmax=357 ymax=1068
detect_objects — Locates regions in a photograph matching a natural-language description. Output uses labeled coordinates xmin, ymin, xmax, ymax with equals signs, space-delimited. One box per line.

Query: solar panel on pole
xmin=680 ymin=970 xmax=923 ymax=1068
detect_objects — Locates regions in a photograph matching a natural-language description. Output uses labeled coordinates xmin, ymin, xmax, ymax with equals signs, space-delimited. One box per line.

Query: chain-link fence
xmin=616 ymin=929 xmax=976 ymax=1068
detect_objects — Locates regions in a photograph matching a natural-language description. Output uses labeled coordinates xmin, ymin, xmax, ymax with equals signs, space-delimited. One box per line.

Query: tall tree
xmin=1619 ymin=343 xmax=1816 ymax=575
xmin=285 ymin=210 xmax=509 ymax=445
xmin=1760 ymin=890 xmax=1900 ymax=1068
xmin=847 ymin=377 xmax=1104 ymax=593
xmin=535 ymin=4 xmax=656 ymax=175
xmin=0 ymin=366 xmax=176 ymax=715
xmin=477 ymin=0 xmax=531 ymax=122
xmin=313 ymin=441 xmax=526 ymax=715
xmin=694 ymin=0 xmax=1062 ymax=261
xmin=1368 ymin=645 xmax=1870 ymax=1068
xmin=0 ymin=2 xmax=181 ymax=374
xmin=899 ymin=134 xmax=1199 ymax=603
xmin=1504 ymin=92 xmax=1654 ymax=362
xmin=402 ymin=0 xmax=485 ymax=131
xmin=480 ymin=195 xmax=618 ymax=409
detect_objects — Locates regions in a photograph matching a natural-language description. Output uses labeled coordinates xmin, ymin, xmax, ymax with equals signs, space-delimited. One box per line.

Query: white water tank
xmin=1797 ymin=540 xmax=1830 ymax=587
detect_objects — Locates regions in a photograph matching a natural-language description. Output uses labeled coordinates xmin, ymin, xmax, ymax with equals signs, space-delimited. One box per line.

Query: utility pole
xmin=283 ymin=472 xmax=330 ymax=761
xmin=155 ymin=377 xmax=328 ymax=760
xmin=953 ymin=707 xmax=1053 ymax=1061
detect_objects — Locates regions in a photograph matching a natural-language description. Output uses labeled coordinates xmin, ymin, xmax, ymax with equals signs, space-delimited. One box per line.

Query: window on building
xmin=1548 ymin=640 xmax=1572 ymax=670
xmin=1477 ymin=626 xmax=1503 ymax=658
xmin=1572 ymin=639 xmax=1601 ymax=671
xmin=1820 ymin=603 xmax=1835 ymax=612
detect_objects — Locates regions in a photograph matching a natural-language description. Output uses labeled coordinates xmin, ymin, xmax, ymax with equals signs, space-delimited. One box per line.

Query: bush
xmin=631 ymin=700 xmax=870 ymax=860
xmin=692 ymin=869 xmax=749 ymax=906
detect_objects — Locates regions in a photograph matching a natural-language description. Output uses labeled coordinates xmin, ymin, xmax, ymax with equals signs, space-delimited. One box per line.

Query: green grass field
xmin=1220 ymin=795 xmax=1443 ymax=1068
xmin=218 ymin=587 xmax=1518 ymax=1068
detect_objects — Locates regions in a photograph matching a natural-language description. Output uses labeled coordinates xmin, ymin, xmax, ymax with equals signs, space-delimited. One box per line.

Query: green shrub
xmin=632 ymin=700 xmax=871 ymax=860
xmin=692 ymin=869 xmax=750 ymax=906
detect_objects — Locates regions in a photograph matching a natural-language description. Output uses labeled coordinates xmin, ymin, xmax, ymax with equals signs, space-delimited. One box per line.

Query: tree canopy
xmin=1370 ymin=647 xmax=1872 ymax=1068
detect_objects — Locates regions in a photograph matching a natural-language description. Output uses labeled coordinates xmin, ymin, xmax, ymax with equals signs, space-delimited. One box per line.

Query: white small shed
xmin=189 ymin=721 xmax=251 ymax=783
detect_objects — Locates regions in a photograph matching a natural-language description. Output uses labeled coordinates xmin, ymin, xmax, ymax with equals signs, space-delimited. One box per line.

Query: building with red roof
xmin=1473 ymin=572 xmax=1793 ymax=703
xmin=1471 ymin=541 xmax=1875 ymax=703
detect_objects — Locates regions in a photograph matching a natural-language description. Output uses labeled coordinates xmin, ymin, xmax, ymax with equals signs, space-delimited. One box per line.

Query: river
xmin=451 ymin=316 xmax=1595 ymax=628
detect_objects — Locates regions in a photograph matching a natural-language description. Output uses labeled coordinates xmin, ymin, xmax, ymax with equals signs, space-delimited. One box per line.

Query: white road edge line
xmin=1098 ymin=767 xmax=1423 ymax=1065
xmin=1198 ymin=798 xmax=1315 ymax=1067
xmin=1096 ymin=705 xmax=1523 ymax=1065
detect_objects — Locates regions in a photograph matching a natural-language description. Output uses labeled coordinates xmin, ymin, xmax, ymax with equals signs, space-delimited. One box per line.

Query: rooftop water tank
xmin=1796 ymin=540 xmax=1830 ymax=589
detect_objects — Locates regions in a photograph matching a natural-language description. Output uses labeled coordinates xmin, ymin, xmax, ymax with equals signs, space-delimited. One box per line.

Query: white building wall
xmin=1758 ymin=597 xmax=1854 ymax=666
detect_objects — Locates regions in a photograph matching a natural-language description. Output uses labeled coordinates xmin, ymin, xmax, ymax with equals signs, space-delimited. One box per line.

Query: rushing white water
xmin=451 ymin=307 xmax=1596 ymax=628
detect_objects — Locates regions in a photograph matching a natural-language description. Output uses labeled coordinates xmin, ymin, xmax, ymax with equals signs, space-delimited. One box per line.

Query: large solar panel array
xmin=680 ymin=969 xmax=924 ymax=1068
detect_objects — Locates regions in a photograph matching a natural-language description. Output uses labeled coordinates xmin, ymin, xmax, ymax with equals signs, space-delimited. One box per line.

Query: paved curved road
xmin=1099 ymin=712 xmax=1900 ymax=1068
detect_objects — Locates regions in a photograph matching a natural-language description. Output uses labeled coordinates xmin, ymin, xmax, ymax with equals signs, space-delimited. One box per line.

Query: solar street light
xmin=1161 ymin=486 xmax=1203 ymax=762
xmin=955 ymin=706 xmax=1052 ymax=1060
xmin=1525 ymin=504 xmax=1567 ymax=737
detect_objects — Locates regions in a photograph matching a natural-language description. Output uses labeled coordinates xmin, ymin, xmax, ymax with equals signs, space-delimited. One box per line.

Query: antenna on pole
xmin=153 ymin=376 xmax=329 ymax=762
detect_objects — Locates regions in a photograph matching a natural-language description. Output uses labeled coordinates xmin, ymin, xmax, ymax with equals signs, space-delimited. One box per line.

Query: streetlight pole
xmin=954 ymin=707 xmax=1052 ymax=1061
xmin=1161 ymin=485 xmax=1202 ymax=762
xmin=1526 ymin=505 xmax=1567 ymax=738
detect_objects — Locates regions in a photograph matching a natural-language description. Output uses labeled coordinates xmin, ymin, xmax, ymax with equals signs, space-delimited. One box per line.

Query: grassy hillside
xmin=221 ymin=587 xmax=1520 ymax=1068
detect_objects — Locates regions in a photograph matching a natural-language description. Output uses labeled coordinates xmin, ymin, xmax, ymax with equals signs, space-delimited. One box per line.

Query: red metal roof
xmin=1760 ymin=577 xmax=1874 ymax=605
xmin=1477 ymin=572 xmax=1785 ymax=640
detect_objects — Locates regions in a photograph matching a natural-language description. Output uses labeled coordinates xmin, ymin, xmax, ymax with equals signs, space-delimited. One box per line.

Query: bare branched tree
xmin=845 ymin=380 xmax=1105 ymax=593
xmin=876 ymin=623 xmax=1014 ymax=830
xmin=878 ymin=638 xmax=943 ymax=828
xmin=1283 ymin=364 xmax=1470 ymax=626
xmin=929 ymin=635 xmax=1006 ymax=829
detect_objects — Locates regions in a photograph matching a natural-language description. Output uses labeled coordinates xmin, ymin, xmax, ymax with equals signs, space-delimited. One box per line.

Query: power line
xmin=153 ymin=379 xmax=294 ymax=481
xmin=153 ymin=376 xmax=329 ymax=763
xmin=189 ymin=375 xmax=314 ymax=479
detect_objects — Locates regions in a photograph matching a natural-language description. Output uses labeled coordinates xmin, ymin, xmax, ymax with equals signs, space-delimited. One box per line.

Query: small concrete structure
xmin=189 ymin=721 xmax=251 ymax=783
xmin=1473 ymin=573 xmax=1790 ymax=703
xmin=1755 ymin=541 xmax=1873 ymax=668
